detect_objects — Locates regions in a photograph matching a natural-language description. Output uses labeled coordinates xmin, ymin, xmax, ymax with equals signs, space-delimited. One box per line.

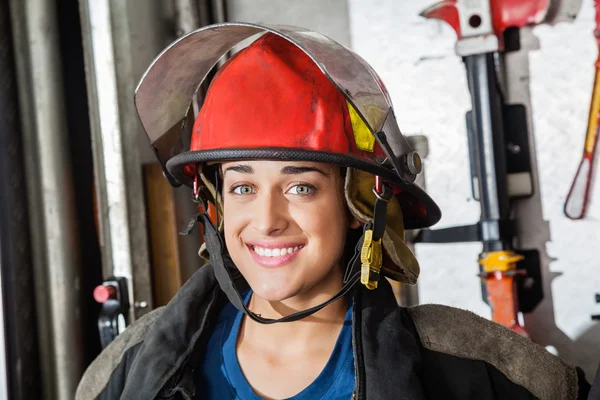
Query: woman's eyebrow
xmin=223 ymin=164 xmax=253 ymax=174
xmin=280 ymin=166 xmax=329 ymax=177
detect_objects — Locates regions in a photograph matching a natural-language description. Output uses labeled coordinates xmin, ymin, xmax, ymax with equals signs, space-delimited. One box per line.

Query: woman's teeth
xmin=252 ymin=245 xmax=304 ymax=257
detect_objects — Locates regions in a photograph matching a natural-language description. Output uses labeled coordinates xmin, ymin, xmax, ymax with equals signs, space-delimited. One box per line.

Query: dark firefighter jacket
xmin=76 ymin=264 xmax=591 ymax=400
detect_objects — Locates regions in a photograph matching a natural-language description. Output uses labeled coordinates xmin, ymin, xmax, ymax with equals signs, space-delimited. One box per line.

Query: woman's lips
xmin=246 ymin=243 xmax=305 ymax=268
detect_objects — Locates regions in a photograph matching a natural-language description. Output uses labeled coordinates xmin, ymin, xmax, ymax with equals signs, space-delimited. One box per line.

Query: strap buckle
xmin=360 ymin=229 xmax=383 ymax=290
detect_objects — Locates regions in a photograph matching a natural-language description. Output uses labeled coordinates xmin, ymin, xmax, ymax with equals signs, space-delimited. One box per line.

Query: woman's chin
xmin=250 ymin=283 xmax=299 ymax=303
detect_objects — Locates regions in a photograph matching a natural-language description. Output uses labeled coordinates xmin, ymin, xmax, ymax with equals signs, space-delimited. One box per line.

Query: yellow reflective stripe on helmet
xmin=347 ymin=100 xmax=375 ymax=152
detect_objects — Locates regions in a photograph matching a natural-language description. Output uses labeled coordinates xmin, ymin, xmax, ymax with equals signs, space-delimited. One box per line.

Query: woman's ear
xmin=349 ymin=217 xmax=361 ymax=229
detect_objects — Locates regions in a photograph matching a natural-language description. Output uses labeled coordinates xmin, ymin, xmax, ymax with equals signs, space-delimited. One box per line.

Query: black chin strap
xmin=182 ymin=182 xmax=392 ymax=325
xmin=201 ymin=212 xmax=362 ymax=324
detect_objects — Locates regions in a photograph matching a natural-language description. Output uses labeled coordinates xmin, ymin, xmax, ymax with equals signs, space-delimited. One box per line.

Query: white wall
xmin=348 ymin=0 xmax=600 ymax=379
xmin=227 ymin=0 xmax=351 ymax=47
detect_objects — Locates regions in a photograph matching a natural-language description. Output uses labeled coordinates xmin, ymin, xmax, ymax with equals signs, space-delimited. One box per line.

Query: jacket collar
xmin=352 ymin=278 xmax=427 ymax=399
xmin=121 ymin=264 xmax=222 ymax=399
xmin=122 ymin=264 xmax=425 ymax=399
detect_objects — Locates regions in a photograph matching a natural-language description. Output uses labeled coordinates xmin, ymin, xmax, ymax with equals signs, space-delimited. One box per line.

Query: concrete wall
xmin=227 ymin=0 xmax=351 ymax=47
xmin=348 ymin=0 xmax=600 ymax=378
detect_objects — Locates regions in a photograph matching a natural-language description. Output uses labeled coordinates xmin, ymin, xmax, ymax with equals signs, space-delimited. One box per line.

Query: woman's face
xmin=221 ymin=160 xmax=354 ymax=302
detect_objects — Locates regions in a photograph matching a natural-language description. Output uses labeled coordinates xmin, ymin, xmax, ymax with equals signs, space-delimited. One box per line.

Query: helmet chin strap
xmin=184 ymin=181 xmax=392 ymax=324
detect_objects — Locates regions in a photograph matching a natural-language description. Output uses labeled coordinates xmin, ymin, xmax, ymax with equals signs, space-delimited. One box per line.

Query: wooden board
xmin=143 ymin=163 xmax=182 ymax=306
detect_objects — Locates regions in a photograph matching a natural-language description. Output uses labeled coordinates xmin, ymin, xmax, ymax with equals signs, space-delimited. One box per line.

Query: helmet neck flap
xmin=181 ymin=174 xmax=393 ymax=324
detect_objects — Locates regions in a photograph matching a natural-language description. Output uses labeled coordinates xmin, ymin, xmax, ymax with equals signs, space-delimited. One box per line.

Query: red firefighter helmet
xmin=135 ymin=23 xmax=441 ymax=229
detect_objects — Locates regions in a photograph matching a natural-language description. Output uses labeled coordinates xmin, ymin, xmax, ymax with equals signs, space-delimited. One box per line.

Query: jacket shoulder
xmin=75 ymin=307 xmax=165 ymax=400
xmin=408 ymin=304 xmax=583 ymax=400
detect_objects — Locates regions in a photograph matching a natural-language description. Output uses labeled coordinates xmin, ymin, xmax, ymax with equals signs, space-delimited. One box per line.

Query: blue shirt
xmin=196 ymin=292 xmax=355 ymax=399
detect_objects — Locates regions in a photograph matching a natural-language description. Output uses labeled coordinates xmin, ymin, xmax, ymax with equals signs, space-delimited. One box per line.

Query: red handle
xmin=564 ymin=155 xmax=595 ymax=219
xmin=564 ymin=3 xmax=600 ymax=219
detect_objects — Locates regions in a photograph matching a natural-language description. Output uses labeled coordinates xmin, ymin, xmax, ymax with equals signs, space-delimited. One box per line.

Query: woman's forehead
xmin=220 ymin=160 xmax=339 ymax=175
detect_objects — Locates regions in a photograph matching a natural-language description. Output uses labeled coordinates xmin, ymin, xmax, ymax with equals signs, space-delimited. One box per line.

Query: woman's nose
xmin=251 ymin=190 xmax=289 ymax=236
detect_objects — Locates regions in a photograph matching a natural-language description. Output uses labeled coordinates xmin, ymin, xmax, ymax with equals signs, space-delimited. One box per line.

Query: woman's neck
xmin=240 ymin=265 xmax=349 ymax=347
xmin=235 ymin=266 xmax=352 ymax=400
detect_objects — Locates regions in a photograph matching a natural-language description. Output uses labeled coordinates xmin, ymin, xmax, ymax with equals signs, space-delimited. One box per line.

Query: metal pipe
xmin=465 ymin=53 xmax=509 ymax=250
xmin=174 ymin=0 xmax=201 ymax=36
xmin=172 ymin=0 xmax=205 ymax=283
xmin=0 ymin=1 xmax=43 ymax=397
xmin=8 ymin=0 xmax=84 ymax=398
xmin=211 ymin=0 xmax=227 ymax=23
xmin=0 ymin=7 xmax=11 ymax=395
xmin=196 ymin=0 xmax=212 ymax=26
xmin=211 ymin=0 xmax=228 ymax=68
xmin=79 ymin=0 xmax=136 ymax=320
xmin=79 ymin=0 xmax=154 ymax=321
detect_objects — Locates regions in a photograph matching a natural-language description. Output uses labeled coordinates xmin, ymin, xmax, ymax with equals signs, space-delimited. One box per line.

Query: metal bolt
xmin=595 ymin=293 xmax=600 ymax=303
xmin=523 ymin=277 xmax=535 ymax=289
xmin=507 ymin=143 xmax=521 ymax=154
xmin=405 ymin=152 xmax=422 ymax=175
xmin=135 ymin=301 xmax=148 ymax=309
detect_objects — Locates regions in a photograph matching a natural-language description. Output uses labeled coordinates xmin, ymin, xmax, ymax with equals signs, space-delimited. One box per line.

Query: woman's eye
xmin=232 ymin=185 xmax=255 ymax=195
xmin=288 ymin=184 xmax=315 ymax=195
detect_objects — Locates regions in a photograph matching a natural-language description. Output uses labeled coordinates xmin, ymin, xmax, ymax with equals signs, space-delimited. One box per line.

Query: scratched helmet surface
xmin=135 ymin=22 xmax=441 ymax=230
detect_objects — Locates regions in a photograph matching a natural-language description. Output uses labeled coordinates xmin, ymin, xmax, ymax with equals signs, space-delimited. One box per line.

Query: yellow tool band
xmin=479 ymin=250 xmax=524 ymax=273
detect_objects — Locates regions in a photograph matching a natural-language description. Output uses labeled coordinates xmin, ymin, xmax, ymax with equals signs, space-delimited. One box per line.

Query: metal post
xmin=500 ymin=27 xmax=577 ymax=358
xmin=8 ymin=0 xmax=84 ymax=398
xmin=402 ymin=135 xmax=430 ymax=307
xmin=79 ymin=0 xmax=155 ymax=321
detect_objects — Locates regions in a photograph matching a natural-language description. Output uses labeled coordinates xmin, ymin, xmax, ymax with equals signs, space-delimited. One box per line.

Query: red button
xmin=93 ymin=285 xmax=116 ymax=303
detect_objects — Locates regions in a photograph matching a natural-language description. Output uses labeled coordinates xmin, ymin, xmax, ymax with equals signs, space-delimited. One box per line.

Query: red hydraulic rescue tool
xmin=418 ymin=0 xmax=581 ymax=336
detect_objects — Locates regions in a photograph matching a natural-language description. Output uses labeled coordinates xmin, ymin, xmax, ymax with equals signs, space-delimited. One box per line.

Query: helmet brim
xmin=166 ymin=148 xmax=441 ymax=229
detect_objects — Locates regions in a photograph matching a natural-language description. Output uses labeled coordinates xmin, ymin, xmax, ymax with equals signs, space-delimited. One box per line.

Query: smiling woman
xmin=222 ymin=161 xmax=353 ymax=304
xmin=76 ymin=23 xmax=591 ymax=400
xmin=220 ymin=160 xmax=357 ymax=397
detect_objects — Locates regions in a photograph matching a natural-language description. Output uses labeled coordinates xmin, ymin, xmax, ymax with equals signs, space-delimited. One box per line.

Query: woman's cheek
xmin=292 ymin=202 xmax=346 ymax=253
xmin=223 ymin=203 xmax=251 ymax=233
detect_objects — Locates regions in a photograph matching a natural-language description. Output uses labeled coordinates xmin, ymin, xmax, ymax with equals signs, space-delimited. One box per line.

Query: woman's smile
xmin=246 ymin=242 xmax=305 ymax=268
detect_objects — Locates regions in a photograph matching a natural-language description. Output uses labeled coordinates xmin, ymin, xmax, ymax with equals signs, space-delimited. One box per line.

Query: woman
xmin=77 ymin=23 xmax=590 ymax=399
